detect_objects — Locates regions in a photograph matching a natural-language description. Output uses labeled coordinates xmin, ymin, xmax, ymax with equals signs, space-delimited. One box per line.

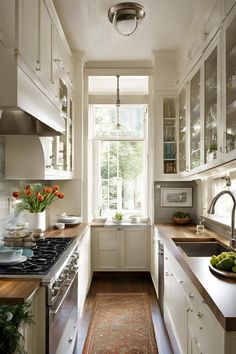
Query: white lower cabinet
xmin=151 ymin=234 xmax=159 ymax=293
xmin=164 ymin=246 xmax=227 ymax=354
xmin=19 ymin=287 xmax=45 ymax=354
xmin=78 ymin=229 xmax=92 ymax=316
xmin=92 ymin=227 xmax=150 ymax=271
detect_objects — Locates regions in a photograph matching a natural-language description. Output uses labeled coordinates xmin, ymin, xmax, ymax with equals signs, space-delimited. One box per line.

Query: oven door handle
xmin=49 ymin=270 xmax=78 ymax=315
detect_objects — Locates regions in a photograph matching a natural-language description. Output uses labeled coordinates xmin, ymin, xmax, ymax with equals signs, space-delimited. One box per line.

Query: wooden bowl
xmin=171 ymin=217 xmax=192 ymax=225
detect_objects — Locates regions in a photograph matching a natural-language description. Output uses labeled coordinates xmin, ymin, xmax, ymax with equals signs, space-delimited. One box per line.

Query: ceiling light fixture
xmin=108 ymin=2 xmax=146 ymax=37
xmin=116 ymin=75 xmax=121 ymax=129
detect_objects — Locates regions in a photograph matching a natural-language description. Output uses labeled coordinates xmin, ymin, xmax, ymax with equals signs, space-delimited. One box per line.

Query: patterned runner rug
xmin=82 ymin=292 xmax=159 ymax=354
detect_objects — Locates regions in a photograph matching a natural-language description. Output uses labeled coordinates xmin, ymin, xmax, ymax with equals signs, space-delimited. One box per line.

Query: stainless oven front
xmin=46 ymin=250 xmax=79 ymax=354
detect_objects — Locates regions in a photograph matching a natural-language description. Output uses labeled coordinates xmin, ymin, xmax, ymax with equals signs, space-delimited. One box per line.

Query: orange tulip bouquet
xmin=12 ymin=183 xmax=64 ymax=213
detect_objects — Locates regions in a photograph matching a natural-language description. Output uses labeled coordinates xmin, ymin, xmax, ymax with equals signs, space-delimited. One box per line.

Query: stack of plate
xmin=57 ymin=215 xmax=82 ymax=227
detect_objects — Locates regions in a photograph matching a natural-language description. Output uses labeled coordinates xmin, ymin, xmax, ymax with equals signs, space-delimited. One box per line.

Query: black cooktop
xmin=0 ymin=238 xmax=73 ymax=275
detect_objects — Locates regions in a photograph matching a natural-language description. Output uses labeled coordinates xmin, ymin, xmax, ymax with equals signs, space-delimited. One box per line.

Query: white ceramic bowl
xmin=54 ymin=223 xmax=65 ymax=230
xmin=0 ymin=247 xmax=22 ymax=260
xmin=94 ymin=217 xmax=107 ymax=223
xmin=130 ymin=217 xmax=139 ymax=223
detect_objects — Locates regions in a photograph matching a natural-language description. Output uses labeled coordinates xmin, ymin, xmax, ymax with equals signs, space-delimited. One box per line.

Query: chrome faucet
xmin=208 ymin=190 xmax=236 ymax=250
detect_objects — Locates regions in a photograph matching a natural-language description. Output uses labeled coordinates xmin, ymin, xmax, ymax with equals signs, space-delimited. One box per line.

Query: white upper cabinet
xmin=224 ymin=7 xmax=236 ymax=159
xmin=189 ymin=66 xmax=201 ymax=170
xmin=38 ymin=0 xmax=52 ymax=88
xmin=18 ymin=0 xmax=39 ymax=73
xmin=17 ymin=0 xmax=73 ymax=110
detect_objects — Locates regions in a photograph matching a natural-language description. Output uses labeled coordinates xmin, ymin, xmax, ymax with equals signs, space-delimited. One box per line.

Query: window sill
xmin=201 ymin=214 xmax=231 ymax=239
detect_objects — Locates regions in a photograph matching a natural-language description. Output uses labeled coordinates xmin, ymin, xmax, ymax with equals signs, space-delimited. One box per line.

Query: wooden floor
xmin=74 ymin=272 xmax=173 ymax=354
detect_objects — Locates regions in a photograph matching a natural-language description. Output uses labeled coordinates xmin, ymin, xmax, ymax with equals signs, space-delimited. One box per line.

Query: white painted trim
xmin=89 ymin=94 xmax=148 ymax=104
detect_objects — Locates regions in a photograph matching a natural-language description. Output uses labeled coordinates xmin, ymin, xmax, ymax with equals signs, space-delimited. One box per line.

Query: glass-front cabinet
xmin=178 ymin=86 xmax=187 ymax=172
xmin=225 ymin=11 xmax=236 ymax=154
xmin=190 ymin=69 xmax=201 ymax=169
xmin=163 ymin=97 xmax=177 ymax=174
xmin=204 ymin=46 xmax=218 ymax=163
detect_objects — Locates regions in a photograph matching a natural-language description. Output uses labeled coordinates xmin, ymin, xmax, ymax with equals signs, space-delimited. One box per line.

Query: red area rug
xmin=82 ymin=293 xmax=159 ymax=354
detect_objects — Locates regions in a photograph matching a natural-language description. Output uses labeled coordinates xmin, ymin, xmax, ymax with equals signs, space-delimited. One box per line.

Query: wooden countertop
xmin=44 ymin=222 xmax=90 ymax=238
xmin=0 ymin=223 xmax=90 ymax=304
xmin=155 ymin=223 xmax=236 ymax=330
xmin=0 ymin=279 xmax=40 ymax=303
xmin=91 ymin=220 xmax=150 ymax=227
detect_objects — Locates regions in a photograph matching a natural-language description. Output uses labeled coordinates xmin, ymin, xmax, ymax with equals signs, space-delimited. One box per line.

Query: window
xmin=91 ymin=104 xmax=147 ymax=217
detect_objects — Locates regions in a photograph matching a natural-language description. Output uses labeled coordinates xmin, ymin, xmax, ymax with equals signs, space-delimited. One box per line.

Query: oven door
xmin=48 ymin=272 xmax=78 ymax=354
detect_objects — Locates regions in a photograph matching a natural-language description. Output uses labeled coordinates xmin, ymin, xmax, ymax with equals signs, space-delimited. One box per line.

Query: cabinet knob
xmin=36 ymin=60 xmax=41 ymax=71
xmin=68 ymin=337 xmax=73 ymax=343
xmin=179 ymin=280 xmax=184 ymax=284
xmin=188 ymin=292 xmax=194 ymax=299
xmin=197 ymin=311 xmax=203 ymax=318
xmin=165 ymin=272 xmax=169 ymax=276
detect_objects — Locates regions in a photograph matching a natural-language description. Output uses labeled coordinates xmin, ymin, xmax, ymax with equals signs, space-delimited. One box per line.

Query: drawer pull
xmin=197 ymin=311 xmax=203 ymax=318
xmin=179 ymin=280 xmax=184 ymax=284
xmin=165 ymin=257 xmax=168 ymax=260
xmin=188 ymin=292 xmax=194 ymax=299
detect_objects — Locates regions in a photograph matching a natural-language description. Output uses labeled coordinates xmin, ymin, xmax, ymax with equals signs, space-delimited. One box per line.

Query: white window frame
xmin=90 ymin=103 xmax=148 ymax=217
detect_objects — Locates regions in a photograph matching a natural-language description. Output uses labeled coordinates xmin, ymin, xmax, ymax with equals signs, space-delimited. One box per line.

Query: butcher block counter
xmin=0 ymin=223 xmax=90 ymax=303
xmin=155 ymin=223 xmax=236 ymax=331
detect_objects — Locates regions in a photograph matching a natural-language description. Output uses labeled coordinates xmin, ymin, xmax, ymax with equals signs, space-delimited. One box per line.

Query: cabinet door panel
xmin=120 ymin=228 xmax=148 ymax=270
xmin=39 ymin=0 xmax=52 ymax=85
xmin=94 ymin=229 xmax=119 ymax=270
xmin=225 ymin=11 xmax=236 ymax=155
xmin=190 ymin=69 xmax=201 ymax=169
xmin=18 ymin=0 xmax=39 ymax=71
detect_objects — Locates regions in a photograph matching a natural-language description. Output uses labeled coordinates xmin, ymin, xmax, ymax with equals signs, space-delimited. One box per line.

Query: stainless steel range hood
xmin=0 ymin=110 xmax=62 ymax=136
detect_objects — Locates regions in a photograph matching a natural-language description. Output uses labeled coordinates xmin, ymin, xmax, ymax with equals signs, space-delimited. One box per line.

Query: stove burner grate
xmin=0 ymin=237 xmax=74 ymax=275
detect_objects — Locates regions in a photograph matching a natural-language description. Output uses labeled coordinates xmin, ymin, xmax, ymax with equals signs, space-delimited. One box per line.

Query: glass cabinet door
xmin=204 ymin=47 xmax=218 ymax=163
xmin=178 ymin=86 xmax=187 ymax=172
xmin=163 ymin=97 xmax=177 ymax=174
xmin=190 ymin=69 xmax=201 ymax=169
xmin=225 ymin=13 xmax=236 ymax=153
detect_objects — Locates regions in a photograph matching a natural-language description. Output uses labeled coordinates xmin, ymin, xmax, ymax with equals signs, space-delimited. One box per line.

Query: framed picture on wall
xmin=161 ymin=188 xmax=192 ymax=207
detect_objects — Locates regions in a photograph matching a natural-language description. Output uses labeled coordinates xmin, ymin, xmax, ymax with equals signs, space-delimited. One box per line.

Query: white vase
xmin=27 ymin=210 xmax=46 ymax=231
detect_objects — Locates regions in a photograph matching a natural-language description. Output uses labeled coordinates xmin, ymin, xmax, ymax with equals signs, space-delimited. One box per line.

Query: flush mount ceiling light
xmin=108 ymin=2 xmax=146 ymax=37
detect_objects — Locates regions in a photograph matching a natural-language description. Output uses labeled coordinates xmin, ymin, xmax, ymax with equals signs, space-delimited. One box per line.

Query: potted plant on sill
xmin=12 ymin=184 xmax=64 ymax=231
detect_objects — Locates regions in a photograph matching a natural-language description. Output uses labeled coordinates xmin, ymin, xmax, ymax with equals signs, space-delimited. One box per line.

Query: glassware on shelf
xmin=226 ymin=14 xmax=236 ymax=154
xmin=190 ymin=69 xmax=201 ymax=169
xmin=178 ymin=86 xmax=187 ymax=172
xmin=204 ymin=46 xmax=218 ymax=163
xmin=163 ymin=97 xmax=177 ymax=174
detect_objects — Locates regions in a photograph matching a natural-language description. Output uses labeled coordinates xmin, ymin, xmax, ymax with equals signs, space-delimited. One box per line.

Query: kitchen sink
xmin=174 ymin=240 xmax=230 ymax=257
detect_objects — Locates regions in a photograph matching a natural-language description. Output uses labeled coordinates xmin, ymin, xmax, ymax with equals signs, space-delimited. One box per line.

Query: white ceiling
xmin=53 ymin=0 xmax=201 ymax=61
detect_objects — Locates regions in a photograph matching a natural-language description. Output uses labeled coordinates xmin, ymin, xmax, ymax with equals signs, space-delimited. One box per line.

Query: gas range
xmin=0 ymin=237 xmax=74 ymax=276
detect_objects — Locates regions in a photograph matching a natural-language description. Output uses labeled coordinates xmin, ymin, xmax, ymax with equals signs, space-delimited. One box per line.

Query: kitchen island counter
xmin=155 ymin=223 xmax=236 ymax=330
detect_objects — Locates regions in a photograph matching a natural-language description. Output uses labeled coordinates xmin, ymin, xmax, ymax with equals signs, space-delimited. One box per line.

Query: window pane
xmin=98 ymin=140 xmax=144 ymax=215
xmin=95 ymin=105 xmax=145 ymax=138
